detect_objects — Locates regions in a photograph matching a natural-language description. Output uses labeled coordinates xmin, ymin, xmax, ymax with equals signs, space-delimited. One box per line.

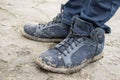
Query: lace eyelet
xmin=64 ymin=54 xmax=67 ymax=56
xmin=83 ymin=38 xmax=86 ymax=41
xmin=75 ymin=44 xmax=77 ymax=47
xmin=67 ymin=51 xmax=70 ymax=54
xmin=71 ymin=47 xmax=74 ymax=50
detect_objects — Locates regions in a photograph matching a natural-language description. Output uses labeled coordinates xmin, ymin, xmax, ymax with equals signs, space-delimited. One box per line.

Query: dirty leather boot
xmin=22 ymin=5 xmax=70 ymax=42
xmin=35 ymin=16 xmax=105 ymax=74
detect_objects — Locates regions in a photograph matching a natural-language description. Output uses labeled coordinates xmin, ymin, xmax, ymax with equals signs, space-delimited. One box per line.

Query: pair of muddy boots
xmin=22 ymin=15 xmax=105 ymax=74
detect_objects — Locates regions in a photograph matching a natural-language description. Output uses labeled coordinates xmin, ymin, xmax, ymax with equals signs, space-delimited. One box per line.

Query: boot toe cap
xmin=24 ymin=24 xmax=37 ymax=36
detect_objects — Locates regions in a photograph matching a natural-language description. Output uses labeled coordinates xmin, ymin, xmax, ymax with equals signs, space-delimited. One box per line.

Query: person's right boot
xmin=35 ymin=17 xmax=105 ymax=74
xmin=22 ymin=5 xmax=70 ymax=42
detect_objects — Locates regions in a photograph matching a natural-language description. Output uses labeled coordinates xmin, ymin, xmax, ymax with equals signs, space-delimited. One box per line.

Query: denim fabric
xmin=62 ymin=0 xmax=120 ymax=33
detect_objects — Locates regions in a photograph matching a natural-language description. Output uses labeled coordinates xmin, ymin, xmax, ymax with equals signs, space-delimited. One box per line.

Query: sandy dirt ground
xmin=0 ymin=0 xmax=120 ymax=80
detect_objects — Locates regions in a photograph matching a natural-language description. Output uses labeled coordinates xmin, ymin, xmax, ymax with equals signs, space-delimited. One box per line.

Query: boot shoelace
xmin=37 ymin=4 xmax=64 ymax=30
xmin=55 ymin=28 xmax=100 ymax=58
xmin=55 ymin=28 xmax=86 ymax=57
xmin=38 ymin=14 xmax=62 ymax=30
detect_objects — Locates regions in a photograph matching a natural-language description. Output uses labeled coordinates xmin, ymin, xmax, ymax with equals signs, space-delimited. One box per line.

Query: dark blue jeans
xmin=62 ymin=0 xmax=120 ymax=33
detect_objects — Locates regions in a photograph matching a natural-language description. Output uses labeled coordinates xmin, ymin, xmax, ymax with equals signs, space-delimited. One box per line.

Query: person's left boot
xmin=35 ymin=17 xmax=105 ymax=74
xmin=22 ymin=5 xmax=70 ymax=42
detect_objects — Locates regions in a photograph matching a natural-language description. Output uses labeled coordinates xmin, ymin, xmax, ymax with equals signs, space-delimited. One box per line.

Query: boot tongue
xmin=71 ymin=17 xmax=94 ymax=37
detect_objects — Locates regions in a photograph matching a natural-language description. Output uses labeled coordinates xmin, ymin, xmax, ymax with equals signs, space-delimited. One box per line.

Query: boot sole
xmin=21 ymin=28 xmax=63 ymax=42
xmin=35 ymin=53 xmax=104 ymax=74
